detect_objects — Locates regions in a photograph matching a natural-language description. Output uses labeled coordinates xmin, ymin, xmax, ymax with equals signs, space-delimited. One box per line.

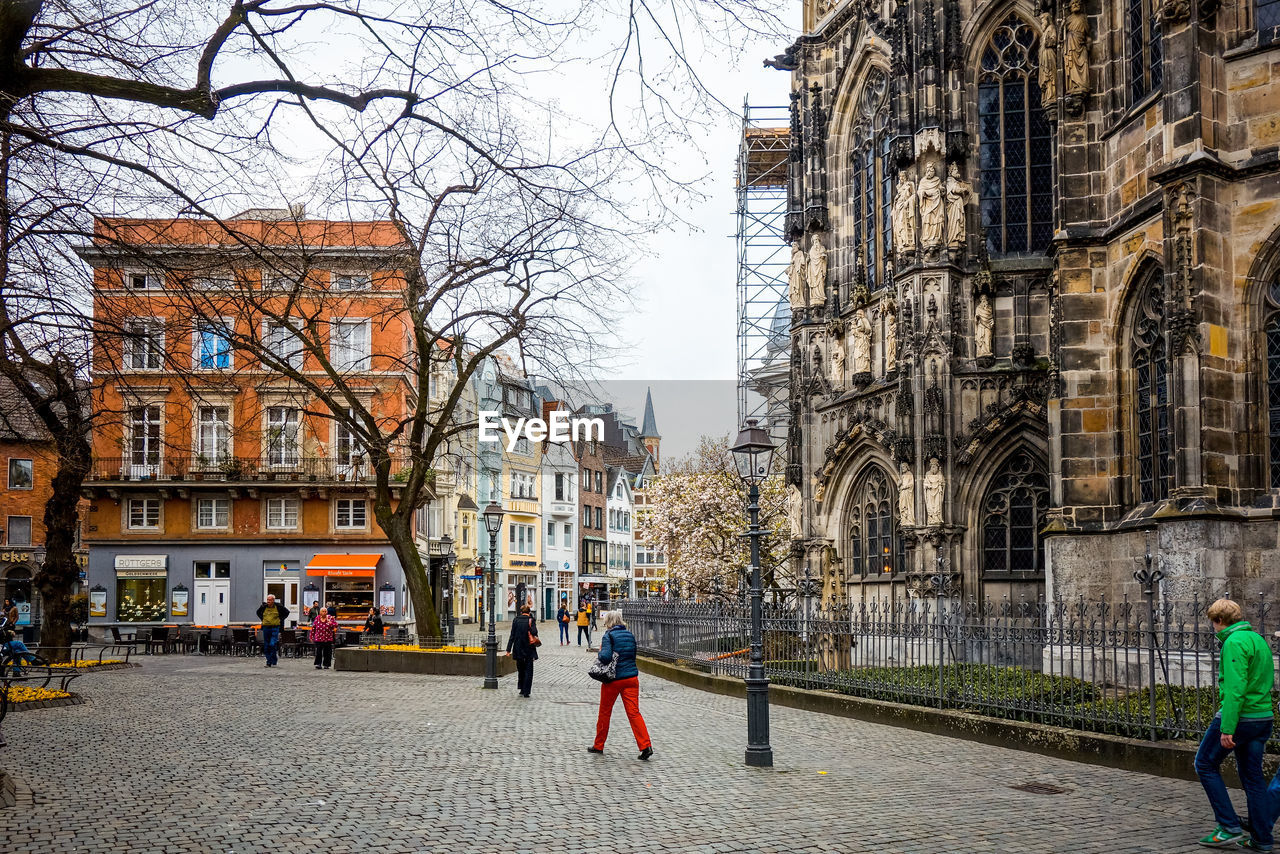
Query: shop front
xmin=113 ymin=555 xmax=169 ymax=623
xmin=304 ymin=554 xmax=381 ymax=623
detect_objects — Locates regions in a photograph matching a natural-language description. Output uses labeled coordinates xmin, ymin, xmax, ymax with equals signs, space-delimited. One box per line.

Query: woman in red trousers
xmin=588 ymin=611 xmax=653 ymax=760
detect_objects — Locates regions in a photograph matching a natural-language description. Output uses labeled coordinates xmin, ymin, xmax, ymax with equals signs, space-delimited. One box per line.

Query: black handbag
xmin=588 ymin=652 xmax=619 ymax=683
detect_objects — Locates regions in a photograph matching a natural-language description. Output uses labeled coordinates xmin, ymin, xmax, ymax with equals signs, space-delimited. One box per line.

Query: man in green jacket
xmin=1195 ymin=599 xmax=1275 ymax=850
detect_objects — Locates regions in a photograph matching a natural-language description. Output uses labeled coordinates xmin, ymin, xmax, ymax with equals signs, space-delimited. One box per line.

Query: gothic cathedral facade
xmin=788 ymin=0 xmax=1280 ymax=604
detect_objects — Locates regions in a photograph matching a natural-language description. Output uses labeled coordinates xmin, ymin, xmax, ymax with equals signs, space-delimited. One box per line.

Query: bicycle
xmin=0 ymin=641 xmax=46 ymax=677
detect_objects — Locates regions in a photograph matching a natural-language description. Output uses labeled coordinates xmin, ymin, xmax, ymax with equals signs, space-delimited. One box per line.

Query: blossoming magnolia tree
xmin=641 ymin=436 xmax=791 ymax=598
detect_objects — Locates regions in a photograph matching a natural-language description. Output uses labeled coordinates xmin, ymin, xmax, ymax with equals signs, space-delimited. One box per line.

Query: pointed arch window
xmin=1264 ymin=280 xmax=1280 ymax=488
xmin=1128 ymin=0 xmax=1163 ymax=101
xmin=978 ymin=14 xmax=1052 ymax=256
xmin=1260 ymin=0 xmax=1280 ymax=45
xmin=846 ymin=467 xmax=900 ymax=578
xmin=849 ymin=70 xmax=891 ymax=291
xmin=1132 ymin=269 xmax=1171 ymax=503
xmin=981 ymin=452 xmax=1049 ymax=575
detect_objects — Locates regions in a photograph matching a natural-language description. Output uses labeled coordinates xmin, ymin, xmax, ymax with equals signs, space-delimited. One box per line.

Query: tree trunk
xmin=377 ymin=511 xmax=439 ymax=640
xmin=35 ymin=430 xmax=91 ymax=664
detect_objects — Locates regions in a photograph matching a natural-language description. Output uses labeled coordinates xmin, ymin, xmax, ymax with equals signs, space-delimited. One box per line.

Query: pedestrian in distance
xmin=576 ymin=602 xmax=591 ymax=647
xmin=0 ymin=606 xmax=36 ymax=676
xmin=307 ymin=601 xmax=320 ymax=624
xmin=364 ymin=607 xmax=384 ymax=638
xmin=3 ymin=598 xmax=16 ymax=627
xmin=588 ymin=599 xmax=597 ymax=631
xmin=1194 ymin=598 xmax=1275 ymax=850
xmin=311 ymin=607 xmax=338 ymax=670
xmin=557 ymin=600 xmax=571 ymax=645
xmin=505 ymin=603 xmax=540 ymax=697
xmin=588 ymin=611 xmax=652 ymax=761
xmin=256 ymin=594 xmax=290 ymax=668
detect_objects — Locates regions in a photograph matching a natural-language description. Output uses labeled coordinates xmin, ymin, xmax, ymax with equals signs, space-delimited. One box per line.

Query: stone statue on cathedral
xmin=975 ymin=292 xmax=995 ymax=358
xmin=807 ymin=235 xmax=828 ymax=307
xmin=884 ymin=305 xmax=898 ymax=369
xmin=945 ymin=164 xmax=971 ymax=247
xmin=850 ymin=308 xmax=873 ymax=374
xmin=788 ymin=242 xmax=806 ymax=308
xmin=892 ymin=170 xmax=917 ymax=257
xmin=1064 ymin=0 xmax=1090 ymax=96
xmin=924 ymin=458 xmax=946 ymax=526
xmin=1039 ymin=10 xmax=1059 ymax=104
xmin=829 ymin=334 xmax=846 ymax=387
xmin=917 ymin=162 xmax=945 ymax=248
xmin=898 ymin=463 xmax=916 ymax=528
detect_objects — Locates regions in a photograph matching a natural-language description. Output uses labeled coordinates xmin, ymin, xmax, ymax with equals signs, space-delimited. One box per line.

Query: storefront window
xmin=116 ymin=577 xmax=168 ymax=622
xmin=325 ymin=579 xmax=374 ymax=621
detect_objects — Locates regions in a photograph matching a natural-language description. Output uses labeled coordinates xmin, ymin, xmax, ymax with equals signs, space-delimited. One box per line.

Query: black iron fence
xmin=620 ymin=593 xmax=1279 ymax=745
xmin=86 ymin=456 xmax=415 ymax=483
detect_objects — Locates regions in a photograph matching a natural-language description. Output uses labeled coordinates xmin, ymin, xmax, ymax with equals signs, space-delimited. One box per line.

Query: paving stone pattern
xmin=0 ymin=641 xmax=1244 ymax=853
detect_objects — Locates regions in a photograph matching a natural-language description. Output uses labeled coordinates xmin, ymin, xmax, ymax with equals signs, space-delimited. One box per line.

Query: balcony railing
xmin=87 ymin=456 xmax=416 ymax=484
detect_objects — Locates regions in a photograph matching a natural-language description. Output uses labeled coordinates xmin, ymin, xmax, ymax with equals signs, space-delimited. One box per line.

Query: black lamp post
xmin=439 ymin=533 xmax=454 ymax=640
xmin=730 ymin=418 xmax=776 ymax=768
xmin=481 ymin=501 xmax=505 ymax=689
xmin=445 ymin=541 xmax=458 ymax=644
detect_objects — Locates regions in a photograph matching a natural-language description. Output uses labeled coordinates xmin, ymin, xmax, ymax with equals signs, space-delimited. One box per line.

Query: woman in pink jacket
xmin=311 ymin=607 xmax=338 ymax=670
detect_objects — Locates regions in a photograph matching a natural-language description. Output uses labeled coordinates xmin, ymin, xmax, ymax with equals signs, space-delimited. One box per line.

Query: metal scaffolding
xmin=735 ymin=102 xmax=791 ymax=439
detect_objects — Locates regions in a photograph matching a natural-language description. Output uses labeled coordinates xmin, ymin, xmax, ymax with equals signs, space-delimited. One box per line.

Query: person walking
xmin=364 ymin=607 xmax=384 ymax=638
xmin=505 ymin=603 xmax=539 ymax=697
xmin=1194 ymin=598 xmax=1275 ymax=850
xmin=588 ymin=599 xmax=597 ymax=631
xmin=3 ymin=598 xmax=17 ymax=627
xmin=311 ymin=607 xmax=338 ymax=670
xmin=256 ymin=594 xmax=289 ymax=668
xmin=576 ymin=602 xmax=591 ymax=647
xmin=588 ymin=611 xmax=652 ymax=760
xmin=557 ymin=601 xmax=571 ymax=645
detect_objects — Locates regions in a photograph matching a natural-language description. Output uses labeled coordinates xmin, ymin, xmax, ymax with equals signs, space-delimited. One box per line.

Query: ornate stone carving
xmin=917 ymin=162 xmax=945 ymax=248
xmin=789 ymin=483 xmax=803 ymax=537
xmin=1038 ymin=10 xmax=1059 ymax=105
xmin=923 ymin=457 xmax=946 ymax=525
xmin=829 ymin=334 xmax=847 ymax=387
xmin=850 ymin=308 xmax=873 ymax=376
xmin=1157 ymin=0 xmax=1191 ymax=23
xmin=892 ymin=170 xmax=918 ymax=258
xmin=975 ymin=292 xmax=995 ymax=358
xmin=788 ymin=243 xmax=807 ymax=309
xmin=885 ymin=303 xmax=899 ymax=370
xmin=807 ymin=235 xmax=828 ymax=307
xmin=898 ymin=462 xmax=917 ymax=527
xmin=945 ymin=163 xmax=971 ymax=247
xmin=1063 ymin=0 xmax=1089 ymax=112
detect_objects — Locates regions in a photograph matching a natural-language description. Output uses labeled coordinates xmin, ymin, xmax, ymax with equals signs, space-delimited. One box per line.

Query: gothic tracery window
xmin=1132 ymin=268 xmax=1171 ymax=504
xmin=1265 ymin=280 xmax=1280 ymax=488
xmin=847 ymin=467 xmax=899 ymax=578
xmin=1128 ymin=0 xmax=1163 ymax=101
xmin=981 ymin=452 xmax=1049 ymax=575
xmin=1260 ymin=0 xmax=1280 ymax=45
xmin=978 ymin=15 xmax=1052 ymax=256
xmin=849 ymin=70 xmax=891 ymax=291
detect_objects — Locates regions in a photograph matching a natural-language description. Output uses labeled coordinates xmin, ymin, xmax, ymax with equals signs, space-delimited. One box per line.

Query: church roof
xmin=640 ymin=387 xmax=661 ymax=439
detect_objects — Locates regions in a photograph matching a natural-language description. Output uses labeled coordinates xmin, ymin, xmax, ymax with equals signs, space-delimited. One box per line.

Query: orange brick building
xmin=79 ymin=209 xmax=427 ymax=628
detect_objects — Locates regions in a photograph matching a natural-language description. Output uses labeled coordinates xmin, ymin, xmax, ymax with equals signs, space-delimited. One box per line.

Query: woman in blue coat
xmin=588 ymin=611 xmax=652 ymax=760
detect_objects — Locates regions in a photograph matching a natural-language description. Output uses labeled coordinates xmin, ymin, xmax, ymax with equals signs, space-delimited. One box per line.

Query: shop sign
xmin=378 ymin=587 xmax=396 ymax=616
xmin=115 ymin=555 xmax=167 ymax=573
xmin=0 ymin=550 xmax=32 ymax=563
xmin=16 ymin=601 xmax=31 ymax=626
xmin=170 ymin=587 xmax=189 ymax=617
xmin=116 ymin=568 xmax=168 ymax=579
xmin=89 ymin=589 xmax=107 ymax=618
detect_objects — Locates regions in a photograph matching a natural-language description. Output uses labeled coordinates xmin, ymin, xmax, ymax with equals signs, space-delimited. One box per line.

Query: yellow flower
xmin=5 ymin=686 xmax=70 ymax=703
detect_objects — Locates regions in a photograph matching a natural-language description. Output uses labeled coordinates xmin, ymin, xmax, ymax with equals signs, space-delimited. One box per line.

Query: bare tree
xmin=0 ymin=0 xmax=789 ymax=650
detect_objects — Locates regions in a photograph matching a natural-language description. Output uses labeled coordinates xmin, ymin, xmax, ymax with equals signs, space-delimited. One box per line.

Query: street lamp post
xmin=481 ymin=502 xmax=505 ymax=689
xmin=731 ymin=419 xmax=776 ymax=768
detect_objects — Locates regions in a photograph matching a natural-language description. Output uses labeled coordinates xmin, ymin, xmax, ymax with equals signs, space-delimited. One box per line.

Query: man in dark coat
xmin=505 ymin=604 xmax=539 ymax=697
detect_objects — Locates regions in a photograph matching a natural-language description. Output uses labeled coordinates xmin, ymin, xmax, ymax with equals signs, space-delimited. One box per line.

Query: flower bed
xmin=46 ymin=660 xmax=127 ymax=668
xmin=366 ymin=644 xmax=483 ymax=654
xmin=6 ymin=686 xmax=69 ymax=703
xmin=336 ymin=646 xmax=515 ymax=677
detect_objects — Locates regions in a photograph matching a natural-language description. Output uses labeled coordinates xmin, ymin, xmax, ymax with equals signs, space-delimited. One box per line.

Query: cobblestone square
xmin=0 ymin=644 xmax=1247 ymax=853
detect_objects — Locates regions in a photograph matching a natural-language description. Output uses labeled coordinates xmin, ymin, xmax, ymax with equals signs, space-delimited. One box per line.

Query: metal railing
xmin=86 ymin=456 xmax=415 ymax=483
xmin=621 ymin=592 xmax=1279 ymax=745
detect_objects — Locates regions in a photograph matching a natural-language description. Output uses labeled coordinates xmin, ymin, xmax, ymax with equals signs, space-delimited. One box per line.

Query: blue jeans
xmin=1196 ymin=714 xmax=1274 ymax=845
xmin=559 ymin=622 xmax=569 ymax=643
xmin=262 ymin=626 xmax=281 ymax=666
xmin=2 ymin=639 xmax=35 ymax=673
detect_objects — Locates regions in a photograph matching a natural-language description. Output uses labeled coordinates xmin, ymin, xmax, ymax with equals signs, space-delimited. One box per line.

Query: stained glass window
xmin=979 ymin=15 xmax=1053 ymax=256
xmin=1265 ymin=280 xmax=1280 ymax=488
xmin=1128 ymin=0 xmax=1162 ymax=101
xmin=981 ymin=452 xmax=1049 ymax=575
xmin=1132 ymin=269 xmax=1170 ymax=503
xmin=847 ymin=468 xmax=898 ymax=577
xmin=849 ymin=70 xmax=891 ymax=289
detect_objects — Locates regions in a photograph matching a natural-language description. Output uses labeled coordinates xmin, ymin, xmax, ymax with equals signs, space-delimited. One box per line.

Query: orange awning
xmin=306 ymin=554 xmax=382 ymax=577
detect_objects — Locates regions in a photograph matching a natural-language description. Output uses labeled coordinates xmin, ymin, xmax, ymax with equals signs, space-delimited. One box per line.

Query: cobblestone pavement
xmin=0 ymin=640 xmax=1246 ymax=853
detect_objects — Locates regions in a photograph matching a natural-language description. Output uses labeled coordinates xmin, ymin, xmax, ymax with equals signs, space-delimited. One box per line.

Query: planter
xmin=335 ymin=647 xmax=516 ymax=677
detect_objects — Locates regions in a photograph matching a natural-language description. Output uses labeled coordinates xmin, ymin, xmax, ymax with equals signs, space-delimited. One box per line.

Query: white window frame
xmin=331 ymin=272 xmax=371 ymax=291
xmin=330 ymin=319 xmax=371 ymax=372
xmin=127 ymin=498 xmax=161 ymax=530
xmin=124 ymin=271 xmax=161 ymax=290
xmin=336 ymin=498 xmax=367 ymax=530
xmin=128 ymin=404 xmax=162 ymax=477
xmin=193 ymin=319 xmax=233 ymax=370
xmin=196 ymin=406 xmax=231 ymax=465
xmin=265 ymin=407 xmax=300 ymax=468
xmin=195 ymin=275 xmax=235 ymax=290
xmin=266 ymin=497 xmax=300 ymax=530
xmin=263 ymin=319 xmax=305 ymax=370
xmin=546 ymin=520 xmax=555 ymax=547
xmin=7 ymin=458 xmax=33 ymax=490
xmin=195 ymin=497 xmax=230 ymax=530
xmin=125 ymin=319 xmax=164 ymax=370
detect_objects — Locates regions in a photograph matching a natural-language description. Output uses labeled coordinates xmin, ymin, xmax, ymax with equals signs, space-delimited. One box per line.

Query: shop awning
xmin=306 ymin=554 xmax=382 ymax=577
